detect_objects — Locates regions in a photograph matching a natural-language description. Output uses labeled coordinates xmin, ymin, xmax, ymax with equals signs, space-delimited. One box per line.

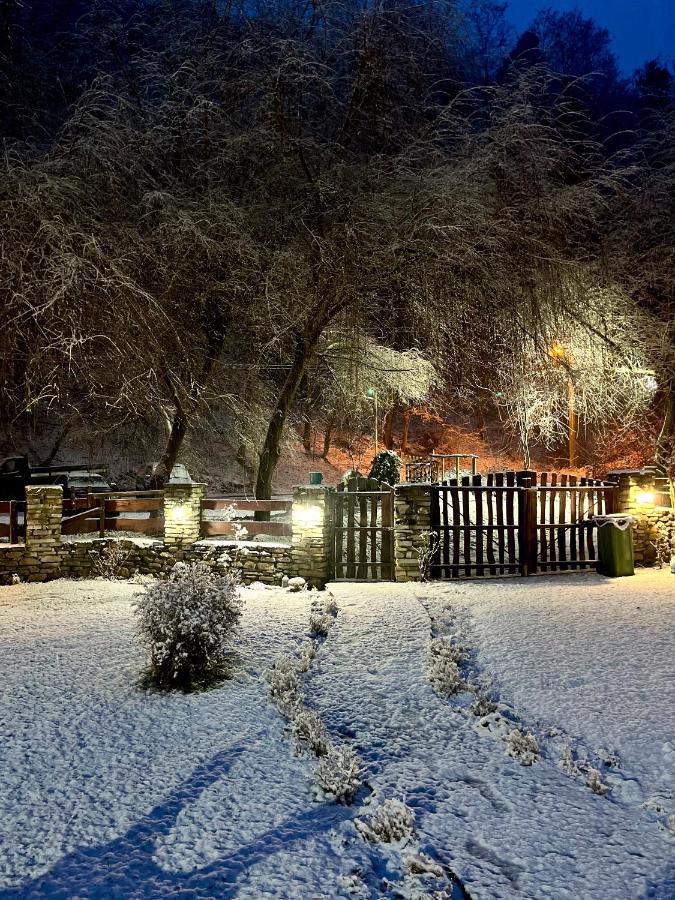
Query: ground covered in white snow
xmin=0 ymin=570 xmax=673 ymax=899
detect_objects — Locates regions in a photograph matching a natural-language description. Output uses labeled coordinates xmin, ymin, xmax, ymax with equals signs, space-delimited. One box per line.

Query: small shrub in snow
xmin=267 ymin=657 xmax=300 ymax=704
xmin=291 ymin=708 xmax=329 ymax=756
xmin=415 ymin=531 xmax=441 ymax=582
xmin=309 ymin=613 xmax=333 ymax=637
xmin=560 ymin=745 xmax=581 ymax=777
xmin=355 ymin=798 xmax=415 ymax=843
xmin=297 ymin=640 xmax=318 ymax=673
xmin=134 ymin=561 xmax=242 ymax=691
xmin=315 ymin=743 xmax=361 ymax=803
xmin=470 ymin=696 xmax=497 ymax=717
xmin=586 ymin=767 xmax=609 ymax=796
xmin=91 ymin=542 xmax=132 ymax=579
xmin=504 ymin=728 xmax=539 ymax=765
xmin=323 ymin=595 xmax=339 ymax=617
xmin=427 ymin=639 xmax=465 ymax=697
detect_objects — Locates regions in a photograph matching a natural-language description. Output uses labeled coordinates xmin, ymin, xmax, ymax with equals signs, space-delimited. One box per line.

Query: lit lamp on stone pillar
xmin=293 ymin=504 xmax=322 ymax=529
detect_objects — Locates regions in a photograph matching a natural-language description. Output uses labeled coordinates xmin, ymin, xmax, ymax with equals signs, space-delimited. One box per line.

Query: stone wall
xmin=393 ymin=483 xmax=432 ymax=582
xmin=1 ymin=537 xmax=292 ymax=586
xmin=607 ymin=469 xmax=675 ymax=566
xmin=0 ymin=484 xmax=294 ymax=586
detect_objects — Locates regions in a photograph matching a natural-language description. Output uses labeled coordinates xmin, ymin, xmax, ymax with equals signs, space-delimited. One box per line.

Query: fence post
xmin=393 ymin=483 xmax=432 ymax=582
xmin=164 ymin=483 xmax=207 ymax=545
xmin=290 ymin=485 xmax=333 ymax=587
xmin=24 ymin=485 xmax=63 ymax=582
xmin=518 ymin=479 xmax=538 ymax=576
xmin=8 ymin=500 xmax=17 ymax=544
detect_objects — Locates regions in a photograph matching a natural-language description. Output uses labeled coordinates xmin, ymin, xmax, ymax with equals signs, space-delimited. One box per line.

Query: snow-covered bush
xmin=323 ymin=595 xmax=339 ymax=617
xmin=470 ymin=696 xmax=497 ymax=717
xmin=585 ymin=767 xmax=609 ymax=796
xmin=416 ymin=531 xmax=441 ymax=582
xmin=368 ymin=450 xmax=401 ymax=486
xmin=267 ymin=657 xmax=300 ymax=705
xmin=356 ymin=798 xmax=415 ymax=843
xmin=315 ymin=744 xmax=362 ymax=803
xmin=291 ymin=708 xmax=329 ymax=756
xmin=91 ymin=541 xmax=131 ymax=579
xmin=427 ymin=638 xmax=465 ymax=697
xmin=297 ymin=640 xmax=318 ymax=673
xmin=504 ymin=728 xmax=540 ymax=765
xmin=134 ymin=561 xmax=242 ymax=690
xmin=309 ymin=613 xmax=333 ymax=637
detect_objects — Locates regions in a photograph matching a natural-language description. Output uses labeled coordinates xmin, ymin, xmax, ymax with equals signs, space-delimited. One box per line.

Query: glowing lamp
xmin=293 ymin=505 xmax=322 ymax=528
xmin=635 ymin=492 xmax=655 ymax=506
xmin=170 ymin=504 xmax=189 ymax=521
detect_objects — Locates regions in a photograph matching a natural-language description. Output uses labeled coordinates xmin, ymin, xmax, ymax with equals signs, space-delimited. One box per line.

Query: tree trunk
xmin=401 ymin=409 xmax=411 ymax=453
xmin=383 ymin=404 xmax=397 ymax=450
xmin=322 ymin=418 xmax=334 ymax=459
xmin=255 ymin=336 xmax=313 ymax=503
xmin=154 ymin=403 xmax=188 ymax=485
xmin=302 ymin=418 xmax=312 ymax=454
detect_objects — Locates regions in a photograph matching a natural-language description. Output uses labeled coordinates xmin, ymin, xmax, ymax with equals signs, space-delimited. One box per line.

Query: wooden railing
xmin=62 ymin=492 xmax=164 ymax=536
xmin=200 ymin=498 xmax=292 ymax=539
xmin=0 ymin=500 xmax=25 ymax=543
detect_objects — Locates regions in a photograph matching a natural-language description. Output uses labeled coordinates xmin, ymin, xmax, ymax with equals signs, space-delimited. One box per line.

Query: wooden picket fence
xmin=430 ymin=471 xmax=615 ymax=578
xmin=0 ymin=500 xmax=25 ymax=543
xmin=200 ymin=498 xmax=292 ymax=539
xmin=331 ymin=476 xmax=395 ymax=580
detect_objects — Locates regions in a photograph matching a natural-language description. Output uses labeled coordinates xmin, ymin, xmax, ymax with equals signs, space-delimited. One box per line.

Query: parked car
xmin=53 ymin=472 xmax=115 ymax=500
xmin=0 ymin=455 xmax=113 ymax=502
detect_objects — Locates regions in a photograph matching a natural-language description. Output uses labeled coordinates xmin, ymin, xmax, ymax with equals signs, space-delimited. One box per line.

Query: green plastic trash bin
xmin=595 ymin=514 xmax=635 ymax=577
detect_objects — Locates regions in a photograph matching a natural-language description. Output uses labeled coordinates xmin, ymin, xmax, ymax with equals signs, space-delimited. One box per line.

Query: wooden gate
xmin=332 ymin=477 xmax=395 ymax=580
xmin=430 ymin=472 xmax=615 ymax=578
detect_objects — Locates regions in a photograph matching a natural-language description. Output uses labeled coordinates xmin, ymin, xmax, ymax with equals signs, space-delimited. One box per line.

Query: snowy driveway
xmin=0 ymin=572 xmax=673 ymax=899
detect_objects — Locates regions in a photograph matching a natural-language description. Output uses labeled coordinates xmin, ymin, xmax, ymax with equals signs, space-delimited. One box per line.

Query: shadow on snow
xmin=0 ymin=743 xmax=354 ymax=899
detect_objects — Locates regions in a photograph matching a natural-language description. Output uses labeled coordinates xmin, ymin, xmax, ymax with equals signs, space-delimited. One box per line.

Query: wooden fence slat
xmin=539 ymin=472 xmax=548 ymax=565
xmin=334 ymin=493 xmax=344 ymax=579
xmin=370 ymin=496 xmax=378 ymax=579
xmin=486 ymin=474 xmax=496 ymax=576
xmin=558 ymin=474 xmax=568 ymax=569
xmin=202 ymin=498 xmax=291 ymax=511
xmin=461 ymin=476 xmax=472 ymax=577
xmin=495 ymin=473 xmax=505 ymax=574
xmin=346 ymin=494 xmax=356 ymax=579
xmin=381 ymin=492 xmax=393 ymax=580
xmin=569 ymin=475 xmax=578 ymax=564
xmin=506 ymin=471 xmax=516 ymax=570
xmin=450 ymin=480 xmax=460 ymax=576
xmin=474 ymin=475 xmax=484 ymax=574
xmin=357 ymin=494 xmax=368 ymax=579
xmin=200 ymin=521 xmax=290 ymax=537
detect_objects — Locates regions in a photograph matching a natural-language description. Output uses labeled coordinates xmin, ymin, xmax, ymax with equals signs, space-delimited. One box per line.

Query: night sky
xmin=506 ymin=0 xmax=674 ymax=74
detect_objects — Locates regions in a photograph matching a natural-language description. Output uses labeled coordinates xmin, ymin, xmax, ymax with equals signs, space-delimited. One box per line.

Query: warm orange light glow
xmin=550 ymin=341 xmax=567 ymax=360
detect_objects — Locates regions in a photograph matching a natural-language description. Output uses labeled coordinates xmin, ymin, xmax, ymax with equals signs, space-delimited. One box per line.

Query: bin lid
xmin=594 ymin=514 xmax=635 ymax=530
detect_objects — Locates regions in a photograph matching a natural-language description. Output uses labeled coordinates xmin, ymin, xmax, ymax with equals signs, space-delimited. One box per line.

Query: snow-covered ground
xmin=0 ymin=571 xmax=673 ymax=899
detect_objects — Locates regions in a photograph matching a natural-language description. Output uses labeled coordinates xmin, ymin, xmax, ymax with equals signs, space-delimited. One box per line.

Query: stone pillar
xmin=24 ymin=485 xmax=63 ymax=581
xmin=291 ymin=485 xmax=333 ymax=586
xmin=606 ymin=468 xmax=670 ymax=567
xmin=394 ymin=483 xmax=432 ymax=582
xmin=163 ymin=482 xmax=207 ymax=545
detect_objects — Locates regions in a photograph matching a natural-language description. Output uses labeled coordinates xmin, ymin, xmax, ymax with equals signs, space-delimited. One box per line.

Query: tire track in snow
xmin=307 ymin=582 xmax=671 ymax=900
